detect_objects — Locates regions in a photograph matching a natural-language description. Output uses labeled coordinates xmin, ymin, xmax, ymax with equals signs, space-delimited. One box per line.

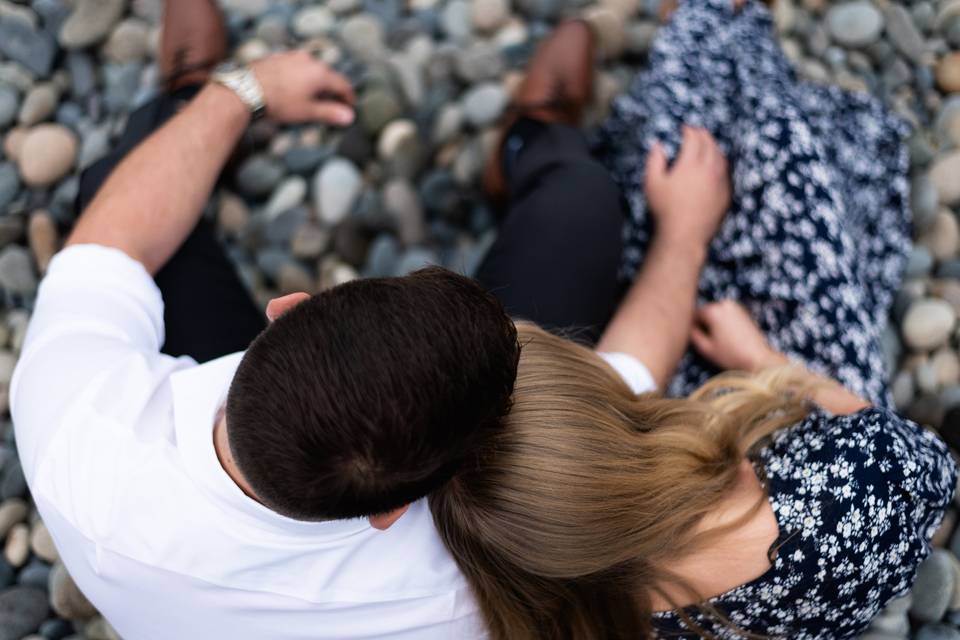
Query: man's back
xmin=12 ymin=246 xmax=485 ymax=639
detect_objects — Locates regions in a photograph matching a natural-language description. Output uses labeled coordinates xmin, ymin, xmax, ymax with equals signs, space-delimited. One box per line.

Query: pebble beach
xmin=1 ymin=0 xmax=960 ymax=638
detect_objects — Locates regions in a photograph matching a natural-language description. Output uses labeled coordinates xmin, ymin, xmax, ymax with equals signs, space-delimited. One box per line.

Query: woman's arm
xmin=691 ymin=300 xmax=871 ymax=415
xmin=597 ymin=126 xmax=731 ymax=388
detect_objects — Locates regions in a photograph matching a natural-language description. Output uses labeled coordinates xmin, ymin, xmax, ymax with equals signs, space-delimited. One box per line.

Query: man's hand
xmin=691 ymin=300 xmax=787 ymax=372
xmin=645 ymin=126 xmax=731 ymax=249
xmin=252 ymin=51 xmax=355 ymax=126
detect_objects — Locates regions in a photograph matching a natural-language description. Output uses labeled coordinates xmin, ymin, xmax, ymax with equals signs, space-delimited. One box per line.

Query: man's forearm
xmin=597 ymin=237 xmax=706 ymax=388
xmin=67 ymin=83 xmax=250 ymax=275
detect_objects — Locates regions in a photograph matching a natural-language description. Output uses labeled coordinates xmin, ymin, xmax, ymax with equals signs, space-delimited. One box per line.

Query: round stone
xmin=17 ymin=84 xmax=58 ymax=127
xmin=383 ymin=179 xmax=426 ymax=246
xmin=378 ymin=120 xmax=422 ymax=178
xmin=937 ymin=97 xmax=960 ymax=149
xmin=931 ymin=152 xmax=960 ymax=207
xmin=916 ymin=624 xmax=960 ymax=640
xmin=217 ymin=192 xmax=250 ymax=236
xmin=920 ymin=210 xmax=960 ymax=261
xmin=933 ymin=348 xmax=960 ymax=387
xmin=432 ymin=104 xmax=464 ymax=145
xmin=314 ymin=158 xmax=363 ymax=225
xmin=461 ymin=83 xmax=508 ymax=128
xmin=906 ymin=246 xmax=934 ymax=278
xmin=329 ymin=0 xmax=361 ymax=15
xmin=17 ymin=125 xmax=78 ymax=188
xmin=28 ymin=211 xmax=58 ymax=275
xmin=471 ymin=0 xmax=510 ymax=33
xmin=220 ymin=0 xmax=269 ymax=17
xmin=911 ymin=550 xmax=957 ymax=623
xmin=883 ymin=3 xmax=926 ymax=64
xmin=0 ymin=164 xmax=21 ymax=212
xmin=235 ymin=155 xmax=285 ymax=199
xmin=583 ymin=6 xmax=627 ymax=59
xmin=359 ymin=89 xmax=402 ymax=135
xmin=49 ymin=562 xmax=98 ymax=621
xmin=441 ymin=0 xmax=473 ymax=42
xmin=3 ymin=523 xmax=28 ymax=568
xmin=265 ymin=176 xmax=307 ymax=220
xmin=277 ymin=262 xmax=315 ymax=296
xmin=291 ymin=223 xmax=330 ymax=259
xmin=17 ymin=559 xmax=52 ymax=591
xmin=826 ymin=1 xmax=885 ymax=48
xmin=340 ymin=15 xmax=385 ymax=62
xmin=938 ymin=53 xmax=960 ymax=93
xmin=455 ymin=42 xmax=506 ymax=83
xmin=936 ymin=0 xmax=960 ymax=33
xmin=913 ymin=174 xmax=941 ymax=232
xmin=102 ymin=18 xmax=151 ymax=63
xmin=0 ymin=500 xmax=26 ymax=546
xmin=0 ymin=586 xmax=50 ymax=640
xmin=292 ymin=6 xmax=334 ymax=38
xmin=0 ymin=87 xmax=19 ymax=129
xmin=0 ymin=246 xmax=37 ymax=298
xmin=903 ymin=298 xmax=957 ymax=351
xmin=29 ymin=522 xmax=58 ymax=564
xmin=59 ymin=0 xmax=126 ymax=49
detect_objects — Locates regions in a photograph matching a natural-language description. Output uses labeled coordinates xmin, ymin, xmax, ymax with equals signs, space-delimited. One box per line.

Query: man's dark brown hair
xmin=225 ymin=267 xmax=520 ymax=521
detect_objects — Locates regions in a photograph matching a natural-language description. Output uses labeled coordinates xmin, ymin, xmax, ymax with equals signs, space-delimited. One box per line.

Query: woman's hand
xmin=252 ymin=50 xmax=355 ymax=126
xmin=691 ymin=300 xmax=787 ymax=372
xmin=644 ymin=126 xmax=731 ymax=250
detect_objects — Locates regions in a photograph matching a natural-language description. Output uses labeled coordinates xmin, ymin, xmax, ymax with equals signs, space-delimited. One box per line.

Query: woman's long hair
xmin=429 ymin=322 xmax=818 ymax=639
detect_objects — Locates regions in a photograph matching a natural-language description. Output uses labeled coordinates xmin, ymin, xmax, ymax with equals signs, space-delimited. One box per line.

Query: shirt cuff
xmin=597 ymin=352 xmax=658 ymax=395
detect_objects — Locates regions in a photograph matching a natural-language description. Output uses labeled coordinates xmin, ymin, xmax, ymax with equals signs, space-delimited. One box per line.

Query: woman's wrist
xmin=751 ymin=348 xmax=789 ymax=372
xmin=650 ymin=230 xmax=708 ymax=267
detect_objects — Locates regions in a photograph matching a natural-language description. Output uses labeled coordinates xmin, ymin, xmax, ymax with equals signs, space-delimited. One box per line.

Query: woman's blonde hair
xmin=430 ymin=322 xmax=818 ymax=639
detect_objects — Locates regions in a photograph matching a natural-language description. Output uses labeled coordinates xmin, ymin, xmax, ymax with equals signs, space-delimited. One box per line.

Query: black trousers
xmin=77 ymin=94 xmax=626 ymax=363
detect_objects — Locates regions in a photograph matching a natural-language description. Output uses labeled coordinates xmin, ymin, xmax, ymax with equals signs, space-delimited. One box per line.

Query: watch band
xmin=211 ymin=65 xmax=267 ymax=121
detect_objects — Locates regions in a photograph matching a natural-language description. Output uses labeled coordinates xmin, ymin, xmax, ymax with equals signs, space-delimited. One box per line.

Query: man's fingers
xmin=315 ymin=67 xmax=356 ymax=106
xmin=311 ymin=101 xmax=355 ymax=126
xmin=266 ymin=292 xmax=311 ymax=322
xmin=644 ymin=142 xmax=668 ymax=186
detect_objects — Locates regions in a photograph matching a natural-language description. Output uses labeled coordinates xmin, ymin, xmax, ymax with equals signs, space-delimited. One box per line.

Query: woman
xmin=433 ymin=0 xmax=953 ymax=637
xmin=431 ymin=316 xmax=957 ymax=638
xmin=591 ymin=0 xmax=911 ymax=405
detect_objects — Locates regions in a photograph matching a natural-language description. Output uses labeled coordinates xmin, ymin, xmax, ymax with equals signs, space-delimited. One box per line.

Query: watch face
xmin=214 ymin=62 xmax=241 ymax=76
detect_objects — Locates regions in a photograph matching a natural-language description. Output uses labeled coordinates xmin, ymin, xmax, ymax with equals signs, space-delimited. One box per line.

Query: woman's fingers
xmin=644 ymin=142 xmax=669 ymax=189
xmin=690 ymin=325 xmax=715 ymax=359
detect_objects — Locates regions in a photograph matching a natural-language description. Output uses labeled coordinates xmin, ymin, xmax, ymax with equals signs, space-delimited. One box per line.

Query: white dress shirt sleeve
xmin=10 ymin=244 xmax=173 ymax=478
xmin=597 ymin=351 xmax=657 ymax=395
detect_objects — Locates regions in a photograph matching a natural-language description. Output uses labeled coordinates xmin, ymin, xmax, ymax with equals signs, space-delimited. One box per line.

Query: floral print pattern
xmin=653 ymin=408 xmax=957 ymax=638
xmin=592 ymin=0 xmax=911 ymax=407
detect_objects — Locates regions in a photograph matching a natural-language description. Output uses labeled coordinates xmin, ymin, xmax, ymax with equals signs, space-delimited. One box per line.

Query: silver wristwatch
xmin=211 ymin=63 xmax=267 ymax=121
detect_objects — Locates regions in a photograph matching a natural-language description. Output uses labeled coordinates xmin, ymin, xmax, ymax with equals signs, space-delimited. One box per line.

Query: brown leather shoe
xmin=482 ymin=20 xmax=596 ymax=207
xmin=160 ymin=0 xmax=229 ymax=92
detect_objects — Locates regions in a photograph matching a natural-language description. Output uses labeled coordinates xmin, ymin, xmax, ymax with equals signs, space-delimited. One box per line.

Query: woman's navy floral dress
xmin=593 ymin=0 xmax=911 ymax=407
xmin=653 ymin=408 xmax=957 ymax=639
xmin=593 ymin=1 xmax=958 ymax=637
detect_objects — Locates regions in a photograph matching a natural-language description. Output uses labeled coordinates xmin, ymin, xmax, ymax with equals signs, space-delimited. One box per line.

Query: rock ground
xmin=0 ymin=0 xmax=959 ymax=638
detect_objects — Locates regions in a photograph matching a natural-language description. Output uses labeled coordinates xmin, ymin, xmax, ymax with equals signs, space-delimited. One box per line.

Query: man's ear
xmin=368 ymin=505 xmax=410 ymax=531
xmin=266 ymin=292 xmax=311 ymax=323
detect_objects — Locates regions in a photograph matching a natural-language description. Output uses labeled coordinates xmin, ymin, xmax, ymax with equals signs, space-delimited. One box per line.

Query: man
xmin=11 ymin=1 xmax=518 ymax=638
xmin=11 ymin=1 xmax=729 ymax=638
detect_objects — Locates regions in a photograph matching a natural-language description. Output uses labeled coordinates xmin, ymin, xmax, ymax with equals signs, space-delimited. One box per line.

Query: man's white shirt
xmin=10 ymin=244 xmax=654 ymax=640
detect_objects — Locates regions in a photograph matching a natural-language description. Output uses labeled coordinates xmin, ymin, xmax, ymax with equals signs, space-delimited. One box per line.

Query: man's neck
xmin=212 ymin=408 xmax=262 ymax=502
